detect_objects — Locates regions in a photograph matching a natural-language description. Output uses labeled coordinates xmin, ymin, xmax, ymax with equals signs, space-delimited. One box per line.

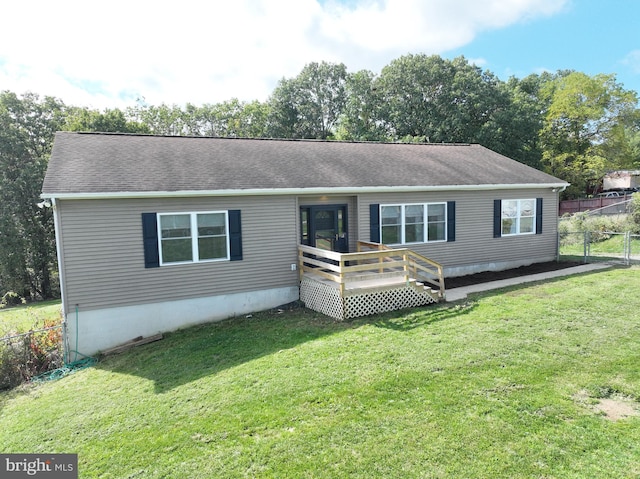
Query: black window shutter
xmin=493 ymin=200 xmax=502 ymax=238
xmin=228 ymin=210 xmax=243 ymax=261
xmin=446 ymin=201 xmax=456 ymax=242
xmin=536 ymin=198 xmax=543 ymax=235
xmin=142 ymin=213 xmax=160 ymax=268
xmin=369 ymin=204 xmax=380 ymax=243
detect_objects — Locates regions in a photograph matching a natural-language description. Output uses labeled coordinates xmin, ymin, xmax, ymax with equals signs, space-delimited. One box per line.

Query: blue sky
xmin=447 ymin=0 xmax=640 ymax=93
xmin=0 ymin=0 xmax=638 ymax=109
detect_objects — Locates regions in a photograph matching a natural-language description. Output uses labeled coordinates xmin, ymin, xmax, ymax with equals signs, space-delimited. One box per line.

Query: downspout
xmin=50 ymin=197 xmax=71 ymax=363
xmin=555 ymin=185 xmax=568 ymax=262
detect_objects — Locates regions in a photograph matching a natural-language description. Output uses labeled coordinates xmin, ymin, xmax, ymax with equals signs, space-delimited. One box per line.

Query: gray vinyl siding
xmin=57 ymin=188 xmax=560 ymax=314
xmin=57 ymin=196 xmax=299 ymax=313
xmin=357 ymin=188 xmax=559 ymax=275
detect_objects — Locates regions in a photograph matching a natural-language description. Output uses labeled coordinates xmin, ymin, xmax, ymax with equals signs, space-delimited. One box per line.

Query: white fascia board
xmin=41 ymin=182 xmax=570 ymax=200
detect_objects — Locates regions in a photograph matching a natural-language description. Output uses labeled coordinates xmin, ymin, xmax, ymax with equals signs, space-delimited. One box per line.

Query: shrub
xmin=0 ymin=340 xmax=23 ymax=390
xmin=1 ymin=291 xmax=26 ymax=308
xmin=0 ymin=319 xmax=63 ymax=390
xmin=629 ymin=192 xmax=640 ymax=233
xmin=559 ymin=212 xmax=633 ymax=242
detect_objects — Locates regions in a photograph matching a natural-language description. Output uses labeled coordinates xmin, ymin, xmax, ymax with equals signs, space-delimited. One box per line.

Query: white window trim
xmin=380 ymin=203 xmax=447 ymax=245
xmin=501 ymin=199 xmax=536 ymax=236
xmin=157 ymin=211 xmax=230 ymax=266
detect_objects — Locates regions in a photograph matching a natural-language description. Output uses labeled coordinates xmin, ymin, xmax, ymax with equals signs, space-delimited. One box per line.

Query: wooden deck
xmin=298 ymin=241 xmax=445 ymax=320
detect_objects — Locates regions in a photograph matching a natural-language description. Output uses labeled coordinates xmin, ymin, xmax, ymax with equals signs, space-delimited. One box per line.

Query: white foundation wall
xmin=64 ymin=286 xmax=299 ymax=357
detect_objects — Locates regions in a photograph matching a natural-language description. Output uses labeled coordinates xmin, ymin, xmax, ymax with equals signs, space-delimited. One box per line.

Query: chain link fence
xmin=0 ymin=323 xmax=64 ymax=390
xmin=559 ymin=230 xmax=640 ymax=265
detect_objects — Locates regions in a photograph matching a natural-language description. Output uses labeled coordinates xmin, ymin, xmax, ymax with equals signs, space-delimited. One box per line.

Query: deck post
xmin=403 ymin=252 xmax=410 ymax=286
xmin=339 ymin=255 xmax=346 ymax=297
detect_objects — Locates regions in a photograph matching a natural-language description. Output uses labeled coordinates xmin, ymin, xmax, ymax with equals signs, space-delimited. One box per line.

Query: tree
xmin=484 ymin=74 xmax=553 ymax=169
xmin=188 ymin=99 xmax=269 ymax=137
xmin=377 ymin=55 xmax=508 ymax=145
xmin=65 ymin=107 xmax=149 ymax=133
xmin=0 ymin=91 xmax=65 ymax=300
xmin=540 ymin=72 xmax=640 ymax=198
xmin=237 ymin=100 xmax=269 ymax=138
xmin=597 ymin=119 xmax=640 ymax=171
xmin=335 ymin=69 xmax=389 ymax=141
xmin=126 ymin=102 xmax=187 ymax=136
xmin=125 ymin=100 xmax=269 ymax=138
xmin=267 ymin=61 xmax=348 ymax=139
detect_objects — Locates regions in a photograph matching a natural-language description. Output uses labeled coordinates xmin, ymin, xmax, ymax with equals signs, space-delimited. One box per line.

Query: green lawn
xmin=1 ymin=268 xmax=639 ymax=478
xmin=0 ymin=300 xmax=62 ymax=336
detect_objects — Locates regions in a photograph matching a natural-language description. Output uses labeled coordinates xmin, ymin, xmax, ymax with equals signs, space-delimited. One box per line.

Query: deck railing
xmin=297 ymin=241 xmax=445 ymax=300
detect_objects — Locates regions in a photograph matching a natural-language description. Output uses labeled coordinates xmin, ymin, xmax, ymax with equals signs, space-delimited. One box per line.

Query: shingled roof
xmin=42 ymin=132 xmax=568 ymax=198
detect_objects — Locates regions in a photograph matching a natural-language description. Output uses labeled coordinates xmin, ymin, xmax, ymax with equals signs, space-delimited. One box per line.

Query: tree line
xmin=1 ymin=54 xmax=639 ymax=301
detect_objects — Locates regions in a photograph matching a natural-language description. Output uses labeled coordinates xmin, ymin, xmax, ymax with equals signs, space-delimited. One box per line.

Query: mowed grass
xmin=1 ymin=267 xmax=640 ymax=478
xmin=0 ymin=300 xmax=62 ymax=336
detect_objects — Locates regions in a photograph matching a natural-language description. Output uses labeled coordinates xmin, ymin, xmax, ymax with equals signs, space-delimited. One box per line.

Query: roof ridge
xmin=64 ymin=131 xmax=473 ymax=147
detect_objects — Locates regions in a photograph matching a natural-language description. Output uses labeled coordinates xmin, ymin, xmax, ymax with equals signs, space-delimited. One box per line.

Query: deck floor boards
xmin=303 ymin=271 xmax=416 ymax=294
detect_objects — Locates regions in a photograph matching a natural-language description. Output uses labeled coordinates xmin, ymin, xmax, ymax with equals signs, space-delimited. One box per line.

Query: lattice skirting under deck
xmin=300 ymin=277 xmax=437 ymax=320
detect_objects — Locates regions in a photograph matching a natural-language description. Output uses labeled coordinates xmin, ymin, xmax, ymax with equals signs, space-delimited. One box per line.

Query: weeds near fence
xmin=0 ymin=309 xmax=64 ymax=390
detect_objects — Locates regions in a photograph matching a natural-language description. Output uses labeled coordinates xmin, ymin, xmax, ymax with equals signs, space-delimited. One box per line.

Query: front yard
xmin=1 ymin=266 xmax=639 ymax=478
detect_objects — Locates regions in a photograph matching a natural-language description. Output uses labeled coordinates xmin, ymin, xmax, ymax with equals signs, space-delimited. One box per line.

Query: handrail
xmin=298 ymin=242 xmax=445 ymax=300
xmin=357 ymin=241 xmax=445 ymax=296
xmin=356 ymin=240 xmax=393 ymax=252
xmin=404 ymin=249 xmax=446 ymax=295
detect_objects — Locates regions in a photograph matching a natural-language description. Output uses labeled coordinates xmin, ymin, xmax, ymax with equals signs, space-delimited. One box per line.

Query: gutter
xmin=42 ymin=183 xmax=571 ymax=201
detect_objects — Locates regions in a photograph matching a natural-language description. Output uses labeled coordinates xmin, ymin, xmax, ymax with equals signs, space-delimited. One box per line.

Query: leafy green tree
xmin=267 ymin=61 xmax=348 ymax=139
xmin=65 ymin=107 xmax=149 ymax=133
xmin=335 ymin=70 xmax=389 ymax=141
xmin=126 ymin=100 xmax=269 ymax=138
xmin=540 ymin=72 xmax=639 ymax=198
xmin=484 ymin=74 xmax=553 ymax=169
xmin=0 ymin=91 xmax=65 ymax=300
xmin=237 ymin=100 xmax=269 ymax=138
xmin=377 ymin=55 xmax=507 ymax=145
xmin=126 ymin=102 xmax=187 ymax=135
xmin=629 ymin=127 xmax=640 ymax=168
xmin=189 ymin=99 xmax=269 ymax=137
xmin=266 ymin=78 xmax=300 ymax=138
xmin=597 ymin=120 xmax=640 ymax=171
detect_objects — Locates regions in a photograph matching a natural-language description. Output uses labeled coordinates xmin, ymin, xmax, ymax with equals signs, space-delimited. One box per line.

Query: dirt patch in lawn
xmin=444 ymin=261 xmax=583 ymax=289
xmin=595 ymin=398 xmax=640 ymax=421
xmin=573 ymin=389 xmax=640 ymax=421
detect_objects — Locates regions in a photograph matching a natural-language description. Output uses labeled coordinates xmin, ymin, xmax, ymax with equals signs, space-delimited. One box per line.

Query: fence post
xmin=625 ymin=231 xmax=631 ymax=265
xmin=584 ymin=231 xmax=590 ymax=264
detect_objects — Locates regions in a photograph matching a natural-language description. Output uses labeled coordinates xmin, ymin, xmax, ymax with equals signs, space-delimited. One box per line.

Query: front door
xmin=300 ymin=205 xmax=348 ymax=252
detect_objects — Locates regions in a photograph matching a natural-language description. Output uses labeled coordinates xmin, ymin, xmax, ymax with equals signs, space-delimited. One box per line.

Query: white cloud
xmin=621 ymin=50 xmax=640 ymax=74
xmin=467 ymin=57 xmax=488 ymax=68
xmin=0 ymin=0 xmax=568 ymax=108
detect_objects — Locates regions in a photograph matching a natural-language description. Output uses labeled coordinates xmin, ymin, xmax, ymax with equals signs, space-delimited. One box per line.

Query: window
xmin=501 ymin=199 xmax=536 ymax=236
xmin=158 ymin=211 xmax=229 ymax=264
xmin=381 ymin=205 xmax=402 ymax=244
xmin=380 ymin=203 xmax=447 ymax=244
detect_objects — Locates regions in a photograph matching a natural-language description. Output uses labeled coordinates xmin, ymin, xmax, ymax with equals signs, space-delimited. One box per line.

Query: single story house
xmin=42 ymin=132 xmax=569 ymax=356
